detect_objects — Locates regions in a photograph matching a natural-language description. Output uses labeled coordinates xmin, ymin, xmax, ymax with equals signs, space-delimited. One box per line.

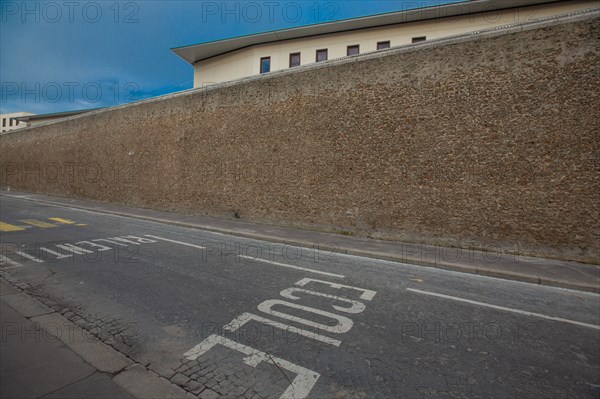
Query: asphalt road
xmin=1 ymin=195 xmax=599 ymax=399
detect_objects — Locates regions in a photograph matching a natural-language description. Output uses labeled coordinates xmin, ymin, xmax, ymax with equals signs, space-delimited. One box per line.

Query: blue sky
xmin=1 ymin=0 xmax=459 ymax=115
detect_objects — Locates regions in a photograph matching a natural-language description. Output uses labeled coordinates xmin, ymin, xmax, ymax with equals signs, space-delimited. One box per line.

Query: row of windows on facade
xmin=260 ymin=37 xmax=426 ymax=73
xmin=1 ymin=118 xmax=21 ymax=128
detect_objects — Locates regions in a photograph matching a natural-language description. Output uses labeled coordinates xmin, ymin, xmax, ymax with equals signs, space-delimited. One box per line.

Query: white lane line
xmin=145 ymin=234 xmax=344 ymax=278
xmin=407 ymin=288 xmax=600 ymax=330
xmin=145 ymin=235 xmax=206 ymax=249
xmin=239 ymin=255 xmax=345 ymax=278
xmin=15 ymin=251 xmax=44 ymax=263
xmin=0 ymin=255 xmax=22 ymax=269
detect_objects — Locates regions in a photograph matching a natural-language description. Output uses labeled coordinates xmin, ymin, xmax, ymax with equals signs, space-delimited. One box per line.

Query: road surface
xmin=1 ymin=195 xmax=599 ymax=398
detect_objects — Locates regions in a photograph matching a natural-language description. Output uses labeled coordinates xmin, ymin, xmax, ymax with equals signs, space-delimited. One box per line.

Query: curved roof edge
xmin=171 ymin=0 xmax=565 ymax=64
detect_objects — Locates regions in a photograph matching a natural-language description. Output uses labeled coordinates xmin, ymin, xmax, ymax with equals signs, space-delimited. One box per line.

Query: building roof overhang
xmin=14 ymin=108 xmax=101 ymax=122
xmin=170 ymin=0 xmax=566 ymax=64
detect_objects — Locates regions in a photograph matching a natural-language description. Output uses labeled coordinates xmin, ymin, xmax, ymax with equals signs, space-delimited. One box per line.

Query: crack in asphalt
xmin=265 ymin=351 xmax=294 ymax=388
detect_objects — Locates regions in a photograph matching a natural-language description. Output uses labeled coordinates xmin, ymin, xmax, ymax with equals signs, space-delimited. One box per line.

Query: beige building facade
xmin=0 ymin=112 xmax=34 ymax=133
xmin=172 ymin=0 xmax=598 ymax=88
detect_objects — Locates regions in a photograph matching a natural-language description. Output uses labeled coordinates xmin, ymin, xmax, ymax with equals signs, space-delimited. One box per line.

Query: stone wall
xmin=2 ymin=13 xmax=599 ymax=263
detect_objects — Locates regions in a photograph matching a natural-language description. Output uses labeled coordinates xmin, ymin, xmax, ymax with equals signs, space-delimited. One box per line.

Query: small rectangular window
xmin=377 ymin=41 xmax=391 ymax=50
xmin=316 ymin=49 xmax=328 ymax=62
xmin=347 ymin=45 xmax=360 ymax=56
xmin=412 ymin=36 xmax=427 ymax=43
xmin=2 ymin=118 xmax=5 ymax=128
xmin=9 ymin=119 xmax=13 ymax=127
xmin=260 ymin=57 xmax=271 ymax=74
xmin=289 ymin=52 xmax=301 ymax=68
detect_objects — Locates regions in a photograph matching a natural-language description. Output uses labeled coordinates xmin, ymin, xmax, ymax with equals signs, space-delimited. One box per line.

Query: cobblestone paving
xmin=4 ymin=274 xmax=140 ymax=357
xmin=171 ymin=345 xmax=295 ymax=398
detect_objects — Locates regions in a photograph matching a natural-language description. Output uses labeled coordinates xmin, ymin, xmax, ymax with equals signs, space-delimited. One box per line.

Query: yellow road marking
xmin=20 ymin=219 xmax=57 ymax=228
xmin=49 ymin=218 xmax=76 ymax=224
xmin=0 ymin=222 xmax=25 ymax=232
xmin=75 ymin=224 xmax=87 ymax=227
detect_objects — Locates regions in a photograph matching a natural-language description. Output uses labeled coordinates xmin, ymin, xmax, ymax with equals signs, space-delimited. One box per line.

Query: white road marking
xmin=183 ymin=334 xmax=319 ymax=399
xmin=145 ymin=234 xmax=343 ymax=278
xmin=0 ymin=255 xmax=23 ymax=269
xmin=122 ymin=235 xmax=158 ymax=244
xmin=144 ymin=235 xmax=206 ymax=249
xmin=2 ymin=194 xmax=597 ymax=299
xmin=15 ymin=251 xmax=44 ymax=263
xmin=407 ymin=288 xmax=600 ymax=330
xmin=295 ymin=278 xmax=376 ymax=300
xmin=223 ymin=312 xmax=342 ymax=347
xmin=77 ymin=241 xmax=112 ymax=251
xmin=0 ymin=235 xmax=157 ymax=267
xmin=56 ymin=244 xmax=93 ymax=255
xmin=258 ymin=299 xmax=353 ymax=334
xmin=40 ymin=247 xmax=72 ymax=259
xmin=110 ymin=237 xmax=140 ymax=245
xmin=280 ymin=287 xmax=366 ymax=314
xmin=239 ymin=256 xmax=345 ymax=278
xmin=92 ymin=238 xmax=129 ymax=247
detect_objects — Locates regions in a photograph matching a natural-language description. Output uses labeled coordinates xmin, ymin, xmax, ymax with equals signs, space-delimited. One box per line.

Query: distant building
xmin=1 ymin=112 xmax=34 ymax=132
xmin=172 ymin=0 xmax=598 ymax=88
xmin=1 ymin=109 xmax=102 ymax=133
xmin=14 ymin=108 xmax=101 ymax=126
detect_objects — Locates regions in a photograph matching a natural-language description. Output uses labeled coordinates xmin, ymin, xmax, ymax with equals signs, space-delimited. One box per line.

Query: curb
xmin=0 ymin=277 xmax=193 ymax=399
xmin=1 ymin=193 xmax=598 ymax=293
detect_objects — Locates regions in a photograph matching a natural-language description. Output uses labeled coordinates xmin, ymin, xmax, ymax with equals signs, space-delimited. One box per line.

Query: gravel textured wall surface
xmin=2 ymin=15 xmax=599 ymax=263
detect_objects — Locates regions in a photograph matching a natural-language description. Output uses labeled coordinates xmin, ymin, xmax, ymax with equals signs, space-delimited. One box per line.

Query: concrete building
xmin=0 ymin=112 xmax=34 ymax=133
xmin=172 ymin=0 xmax=598 ymax=88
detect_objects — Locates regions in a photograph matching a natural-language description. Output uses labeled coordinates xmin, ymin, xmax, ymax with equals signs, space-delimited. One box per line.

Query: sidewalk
xmin=1 ymin=190 xmax=599 ymax=293
xmin=0 ymin=278 xmax=195 ymax=399
xmin=0 ymin=280 xmax=132 ymax=399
